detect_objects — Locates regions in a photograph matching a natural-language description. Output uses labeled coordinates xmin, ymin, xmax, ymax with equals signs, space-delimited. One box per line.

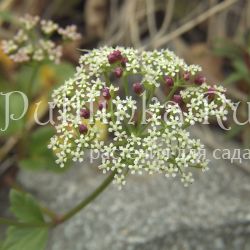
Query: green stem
xmin=165 ymin=85 xmax=178 ymax=102
xmin=123 ymin=74 xmax=129 ymax=96
xmin=26 ymin=63 xmax=39 ymax=102
xmin=40 ymin=206 xmax=58 ymax=220
xmin=56 ymin=170 xmax=116 ymax=225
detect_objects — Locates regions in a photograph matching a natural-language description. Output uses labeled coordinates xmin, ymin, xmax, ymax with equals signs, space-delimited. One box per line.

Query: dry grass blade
xmin=151 ymin=0 xmax=239 ymax=49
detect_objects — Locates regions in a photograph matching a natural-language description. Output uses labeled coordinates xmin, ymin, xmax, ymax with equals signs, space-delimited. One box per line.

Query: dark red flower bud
xmin=112 ymin=50 xmax=122 ymax=60
xmin=173 ymin=94 xmax=182 ymax=104
xmin=107 ymin=53 xmax=117 ymax=64
xmin=164 ymin=76 xmax=174 ymax=87
xmin=133 ymin=82 xmax=144 ymax=95
xmin=107 ymin=50 xmax=123 ymax=64
xmin=121 ymin=57 xmax=128 ymax=67
xmin=194 ymin=75 xmax=206 ymax=85
xmin=78 ymin=124 xmax=88 ymax=134
xmin=80 ymin=108 xmax=90 ymax=119
xmin=102 ymin=87 xmax=111 ymax=100
xmin=114 ymin=67 xmax=123 ymax=78
xmin=98 ymin=101 xmax=108 ymax=110
xmin=183 ymin=72 xmax=190 ymax=81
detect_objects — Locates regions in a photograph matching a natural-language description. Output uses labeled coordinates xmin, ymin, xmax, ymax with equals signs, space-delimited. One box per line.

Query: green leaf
xmin=10 ymin=190 xmax=44 ymax=223
xmin=50 ymin=61 xmax=75 ymax=86
xmin=1 ymin=190 xmax=48 ymax=250
xmin=213 ymin=39 xmax=243 ymax=60
xmin=29 ymin=126 xmax=54 ymax=155
xmin=0 ymin=92 xmax=27 ymax=137
xmin=1 ymin=227 xmax=48 ymax=250
xmin=233 ymin=60 xmax=249 ymax=77
xmin=224 ymin=73 xmax=243 ymax=85
xmin=19 ymin=126 xmax=69 ymax=172
xmin=0 ymin=11 xmax=13 ymax=22
xmin=19 ymin=154 xmax=65 ymax=172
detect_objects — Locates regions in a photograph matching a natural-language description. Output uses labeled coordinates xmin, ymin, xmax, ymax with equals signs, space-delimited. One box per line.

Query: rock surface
xmin=15 ymin=133 xmax=250 ymax=250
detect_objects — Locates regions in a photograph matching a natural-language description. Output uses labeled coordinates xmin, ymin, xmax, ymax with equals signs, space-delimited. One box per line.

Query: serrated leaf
xmin=10 ymin=190 xmax=44 ymax=223
xmin=1 ymin=227 xmax=48 ymax=250
xmin=1 ymin=190 xmax=48 ymax=250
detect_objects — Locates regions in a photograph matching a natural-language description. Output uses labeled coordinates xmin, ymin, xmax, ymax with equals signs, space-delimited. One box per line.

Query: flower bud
xmin=78 ymin=124 xmax=88 ymax=134
xmin=173 ymin=94 xmax=182 ymax=104
xmin=102 ymin=87 xmax=111 ymax=100
xmin=107 ymin=50 xmax=122 ymax=64
xmin=183 ymin=72 xmax=190 ymax=81
xmin=133 ymin=82 xmax=144 ymax=95
xmin=112 ymin=50 xmax=122 ymax=60
xmin=80 ymin=108 xmax=90 ymax=119
xmin=164 ymin=76 xmax=174 ymax=87
xmin=195 ymin=75 xmax=206 ymax=85
xmin=121 ymin=57 xmax=128 ymax=67
xmin=98 ymin=101 xmax=108 ymax=110
xmin=114 ymin=67 xmax=123 ymax=78
xmin=107 ymin=54 xmax=117 ymax=64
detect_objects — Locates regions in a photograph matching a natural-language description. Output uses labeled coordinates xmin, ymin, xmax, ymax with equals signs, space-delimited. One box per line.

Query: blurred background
xmin=0 ymin=0 xmax=250 ymax=249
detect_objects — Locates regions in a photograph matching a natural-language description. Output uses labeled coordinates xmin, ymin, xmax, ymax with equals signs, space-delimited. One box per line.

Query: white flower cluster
xmin=1 ymin=14 xmax=81 ymax=63
xmin=49 ymin=47 xmax=232 ymax=187
xmin=141 ymin=50 xmax=201 ymax=87
xmin=181 ymin=84 xmax=234 ymax=126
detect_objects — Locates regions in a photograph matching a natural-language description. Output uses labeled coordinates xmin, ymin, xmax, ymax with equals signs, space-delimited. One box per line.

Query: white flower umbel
xmin=49 ymin=47 xmax=233 ymax=187
xmin=1 ymin=14 xmax=81 ymax=64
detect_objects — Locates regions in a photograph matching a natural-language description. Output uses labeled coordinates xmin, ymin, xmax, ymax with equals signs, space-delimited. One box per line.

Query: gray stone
xmin=15 ymin=139 xmax=250 ymax=250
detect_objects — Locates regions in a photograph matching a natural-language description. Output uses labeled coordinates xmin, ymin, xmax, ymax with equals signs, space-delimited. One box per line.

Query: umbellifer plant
xmin=0 ymin=47 xmax=233 ymax=250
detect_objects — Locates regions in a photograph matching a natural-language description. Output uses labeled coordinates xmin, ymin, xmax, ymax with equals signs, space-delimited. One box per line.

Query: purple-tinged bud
xmin=133 ymin=82 xmax=144 ymax=95
xmin=107 ymin=50 xmax=123 ymax=64
xmin=121 ymin=57 xmax=128 ymax=67
xmin=195 ymin=75 xmax=206 ymax=85
xmin=112 ymin=50 xmax=122 ymax=60
xmin=164 ymin=76 xmax=174 ymax=87
xmin=98 ymin=101 xmax=108 ymax=111
xmin=80 ymin=108 xmax=90 ymax=119
xmin=78 ymin=124 xmax=88 ymax=134
xmin=173 ymin=94 xmax=182 ymax=104
xmin=183 ymin=72 xmax=190 ymax=81
xmin=114 ymin=67 xmax=123 ymax=78
xmin=102 ymin=87 xmax=111 ymax=100
xmin=107 ymin=53 xmax=117 ymax=64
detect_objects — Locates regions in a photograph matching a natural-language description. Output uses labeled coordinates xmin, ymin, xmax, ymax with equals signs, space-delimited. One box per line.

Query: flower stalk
xmin=54 ymin=170 xmax=116 ymax=225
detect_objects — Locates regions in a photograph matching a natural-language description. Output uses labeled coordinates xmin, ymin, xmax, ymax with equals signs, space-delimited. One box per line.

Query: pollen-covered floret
xmin=49 ymin=47 xmax=232 ymax=188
